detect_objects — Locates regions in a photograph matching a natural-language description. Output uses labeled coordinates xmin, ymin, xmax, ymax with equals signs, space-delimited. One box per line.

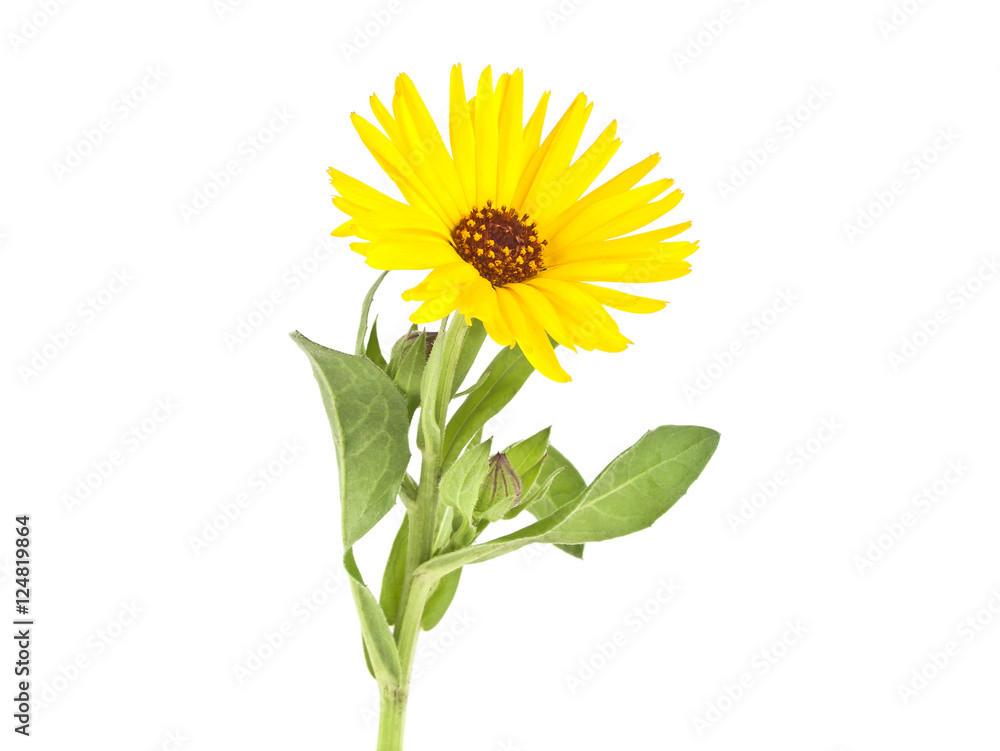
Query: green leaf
xmin=379 ymin=515 xmax=408 ymax=627
xmin=393 ymin=331 xmax=426 ymax=421
xmin=344 ymin=549 xmax=402 ymax=688
xmin=432 ymin=506 xmax=455 ymax=554
xmin=414 ymin=491 xmax=585 ymax=582
xmin=421 ymin=568 xmax=462 ymax=631
xmin=540 ymin=426 xmax=720 ymax=545
xmin=365 ymin=318 xmax=387 ymax=369
xmin=453 ymin=367 xmax=492 ymax=399
xmin=442 ymin=344 xmax=537 ymax=468
xmin=504 ymin=427 xmax=551 ymax=494
xmin=292 ymin=331 xmax=411 ymax=549
xmin=415 ymin=426 xmax=719 ymax=582
xmin=362 ymin=639 xmax=375 ymax=680
xmin=355 ymin=271 xmax=389 ymax=355
xmin=525 ymin=446 xmax=588 ymax=559
xmin=439 ymin=438 xmax=493 ymax=523
xmin=451 ymin=319 xmax=487 ymax=396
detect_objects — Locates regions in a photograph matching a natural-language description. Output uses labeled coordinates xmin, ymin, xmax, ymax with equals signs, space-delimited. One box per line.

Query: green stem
xmin=376 ymin=685 xmax=407 ymax=751
xmin=377 ymin=315 xmax=469 ymax=750
xmin=376 ymin=573 xmax=433 ymax=750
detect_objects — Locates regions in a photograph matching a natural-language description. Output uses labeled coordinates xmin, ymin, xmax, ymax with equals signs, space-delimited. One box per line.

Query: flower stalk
xmin=375 ymin=314 xmax=469 ymax=750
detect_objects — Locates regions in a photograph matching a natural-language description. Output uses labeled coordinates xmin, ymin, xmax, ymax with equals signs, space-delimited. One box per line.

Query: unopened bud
xmin=406 ymin=330 xmax=437 ymax=360
xmin=475 ymin=453 xmax=522 ymax=523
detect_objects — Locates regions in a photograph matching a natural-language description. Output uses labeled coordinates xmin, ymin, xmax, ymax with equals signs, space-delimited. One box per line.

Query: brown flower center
xmin=451 ymin=201 xmax=546 ymax=287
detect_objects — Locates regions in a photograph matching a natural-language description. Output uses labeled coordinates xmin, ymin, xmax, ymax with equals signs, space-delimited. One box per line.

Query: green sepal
xmin=393 ymin=331 xmax=426 ymax=421
xmin=386 ymin=324 xmax=418 ymax=379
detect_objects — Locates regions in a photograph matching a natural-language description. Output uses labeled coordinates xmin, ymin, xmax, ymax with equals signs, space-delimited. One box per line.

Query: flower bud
xmin=475 ymin=453 xmax=522 ymax=524
xmin=405 ymin=330 xmax=437 ymax=360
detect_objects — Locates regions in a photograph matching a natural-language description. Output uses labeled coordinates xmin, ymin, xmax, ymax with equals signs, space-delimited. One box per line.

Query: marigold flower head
xmin=329 ymin=65 xmax=698 ymax=382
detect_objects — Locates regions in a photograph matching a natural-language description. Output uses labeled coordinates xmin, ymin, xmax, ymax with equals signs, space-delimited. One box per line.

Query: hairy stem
xmin=378 ymin=316 xmax=469 ymax=749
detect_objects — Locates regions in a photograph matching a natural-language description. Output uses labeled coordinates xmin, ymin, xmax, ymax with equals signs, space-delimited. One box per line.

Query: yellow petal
xmin=546 ymin=225 xmax=694 ymax=265
xmin=449 ymin=65 xmax=477 ymax=207
xmin=474 ymin=67 xmax=498 ymax=206
xmin=573 ymin=190 xmax=685 ymax=245
xmin=410 ymin=295 xmax=461 ymax=324
xmin=496 ymin=287 xmax=571 ymax=382
xmin=340 ymin=204 xmax=451 ymax=238
xmin=577 ymin=283 xmax=667 ymax=313
xmin=512 ymin=93 xmax=588 ymax=209
xmin=402 ymin=262 xmax=477 ymax=300
xmin=541 ymin=259 xmax=691 ymax=284
xmin=506 ymin=283 xmax=576 ymax=351
xmin=520 ymin=95 xmax=593 ymax=215
xmin=457 ymin=276 xmax=515 ymax=346
xmin=391 ymin=91 xmax=464 ymax=224
xmin=543 ymin=153 xmax=660 ymax=237
xmin=332 ymin=218 xmax=355 ymax=237
xmin=394 ymin=73 xmax=469 ymax=220
xmin=364 ymin=239 xmax=459 ymax=270
xmin=369 ymin=94 xmax=400 ymax=142
xmin=327 ymin=168 xmax=405 ymax=212
xmin=521 ymin=91 xmax=551 ymax=173
xmin=531 ymin=121 xmax=621 ymax=227
xmin=496 ymin=69 xmax=524 ymax=207
xmin=549 ymin=178 xmax=675 ymax=247
xmin=351 ymin=113 xmax=452 ymax=228
xmin=538 ymin=260 xmax=632 ymax=281
xmin=526 ymin=278 xmax=629 ymax=352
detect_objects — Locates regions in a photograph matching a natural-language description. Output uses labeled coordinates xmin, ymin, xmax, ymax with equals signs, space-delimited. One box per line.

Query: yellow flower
xmin=329 ymin=65 xmax=698 ymax=382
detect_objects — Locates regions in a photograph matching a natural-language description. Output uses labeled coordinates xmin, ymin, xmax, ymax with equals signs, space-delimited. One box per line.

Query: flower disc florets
xmin=451 ymin=201 xmax=546 ymax=287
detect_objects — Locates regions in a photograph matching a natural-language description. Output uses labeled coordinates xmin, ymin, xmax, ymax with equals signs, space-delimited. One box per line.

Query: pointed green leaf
xmin=540 ymin=426 xmax=720 ymax=545
xmin=504 ymin=427 xmax=551 ymax=494
xmin=432 ymin=506 xmax=455 ymax=554
xmin=414 ymin=490 xmax=585 ymax=582
xmin=415 ymin=426 xmax=719 ymax=582
xmin=421 ymin=568 xmax=462 ymax=631
xmin=439 ymin=438 xmax=493 ymax=523
xmin=379 ymin=515 xmax=409 ymax=626
xmin=292 ymin=331 xmax=411 ymax=549
xmin=454 ymin=367 xmax=492 ymax=398
xmin=362 ymin=639 xmax=376 ymax=680
xmin=451 ymin=319 xmax=487 ymax=396
xmin=344 ymin=549 xmax=402 ymax=688
xmin=526 ymin=446 xmax=588 ymax=559
xmin=355 ymin=271 xmax=389 ymax=355
xmin=365 ymin=317 xmax=387 ymax=369
xmin=442 ymin=344 xmax=537 ymax=468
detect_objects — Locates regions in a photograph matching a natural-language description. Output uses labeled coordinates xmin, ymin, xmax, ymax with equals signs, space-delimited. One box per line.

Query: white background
xmin=3 ymin=0 xmax=999 ymax=748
